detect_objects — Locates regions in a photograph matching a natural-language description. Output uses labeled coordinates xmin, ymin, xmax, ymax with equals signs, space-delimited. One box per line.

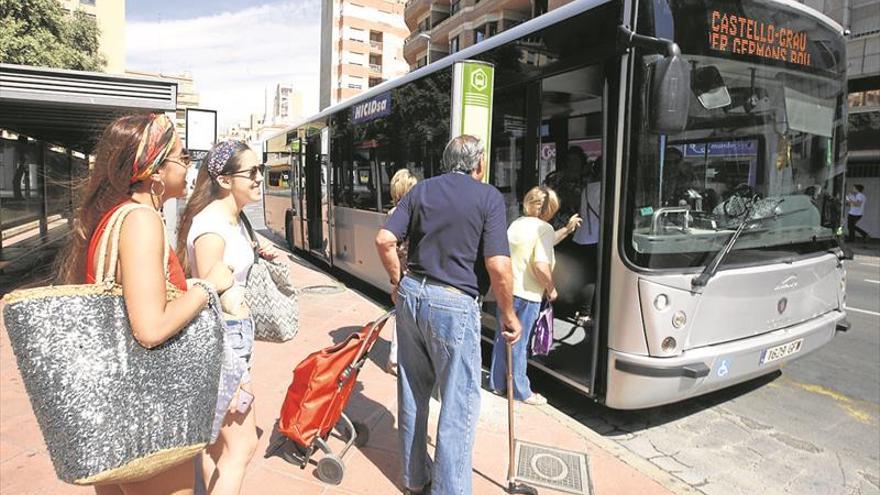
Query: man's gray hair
xmin=441 ymin=135 xmax=484 ymax=174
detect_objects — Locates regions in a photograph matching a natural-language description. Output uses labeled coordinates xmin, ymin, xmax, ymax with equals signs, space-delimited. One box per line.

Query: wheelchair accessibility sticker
xmin=715 ymin=358 xmax=731 ymax=378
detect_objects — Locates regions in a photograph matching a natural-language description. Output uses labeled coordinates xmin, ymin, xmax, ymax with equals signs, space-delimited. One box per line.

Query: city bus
xmin=263 ymin=0 xmax=850 ymax=409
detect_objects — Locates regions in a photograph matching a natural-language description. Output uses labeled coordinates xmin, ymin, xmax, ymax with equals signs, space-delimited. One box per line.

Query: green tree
xmin=0 ymin=0 xmax=105 ymax=71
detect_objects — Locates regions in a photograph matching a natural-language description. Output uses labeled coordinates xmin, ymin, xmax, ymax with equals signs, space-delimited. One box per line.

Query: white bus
xmin=264 ymin=0 xmax=850 ymax=409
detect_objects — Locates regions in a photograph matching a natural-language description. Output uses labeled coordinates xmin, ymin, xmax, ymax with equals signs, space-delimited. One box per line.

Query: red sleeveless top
xmin=85 ymin=202 xmax=187 ymax=291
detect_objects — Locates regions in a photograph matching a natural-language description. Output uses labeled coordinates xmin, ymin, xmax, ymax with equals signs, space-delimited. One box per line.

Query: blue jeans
xmin=226 ymin=318 xmax=254 ymax=384
xmin=489 ymin=296 xmax=540 ymax=401
xmin=396 ymin=275 xmax=482 ymax=495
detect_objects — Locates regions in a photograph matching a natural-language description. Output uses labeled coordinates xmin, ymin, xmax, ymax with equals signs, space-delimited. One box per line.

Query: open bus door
xmin=289 ymin=138 xmax=306 ymax=251
xmin=305 ymin=130 xmax=332 ymax=262
xmin=486 ymin=64 xmax=607 ymax=397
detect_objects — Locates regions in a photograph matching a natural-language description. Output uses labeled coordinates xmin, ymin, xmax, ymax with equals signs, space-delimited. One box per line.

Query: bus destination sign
xmin=708 ymin=11 xmax=811 ymax=67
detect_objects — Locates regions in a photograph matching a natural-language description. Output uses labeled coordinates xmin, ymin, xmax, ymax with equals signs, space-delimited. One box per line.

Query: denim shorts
xmin=226 ymin=318 xmax=255 ymax=384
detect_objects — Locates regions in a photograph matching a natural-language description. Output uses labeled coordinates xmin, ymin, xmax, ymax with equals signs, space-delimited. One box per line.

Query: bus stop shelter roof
xmin=0 ymin=63 xmax=178 ymax=153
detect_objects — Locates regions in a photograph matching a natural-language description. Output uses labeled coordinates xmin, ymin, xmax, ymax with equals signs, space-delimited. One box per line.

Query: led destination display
xmin=708 ymin=10 xmax=812 ymax=66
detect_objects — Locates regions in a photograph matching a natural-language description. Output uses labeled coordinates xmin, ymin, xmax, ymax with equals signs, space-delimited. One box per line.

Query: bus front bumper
xmin=604 ymin=310 xmax=844 ymax=410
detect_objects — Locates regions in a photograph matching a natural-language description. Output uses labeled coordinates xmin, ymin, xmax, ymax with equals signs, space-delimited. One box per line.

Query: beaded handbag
xmin=2 ymin=204 xmax=228 ymax=485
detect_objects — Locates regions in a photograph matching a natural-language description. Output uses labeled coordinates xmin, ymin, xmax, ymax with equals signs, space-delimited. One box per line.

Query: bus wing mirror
xmin=650 ymin=54 xmax=691 ymax=134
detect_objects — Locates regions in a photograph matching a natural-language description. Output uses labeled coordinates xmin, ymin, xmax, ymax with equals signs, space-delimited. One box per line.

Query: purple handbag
xmin=531 ymin=299 xmax=554 ymax=356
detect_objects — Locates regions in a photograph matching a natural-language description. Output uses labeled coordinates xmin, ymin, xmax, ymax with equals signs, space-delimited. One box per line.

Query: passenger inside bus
xmin=545 ymin=146 xmax=601 ymax=322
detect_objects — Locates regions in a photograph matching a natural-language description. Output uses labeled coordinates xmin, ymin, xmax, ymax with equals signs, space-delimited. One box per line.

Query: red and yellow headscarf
xmin=129 ymin=113 xmax=179 ymax=185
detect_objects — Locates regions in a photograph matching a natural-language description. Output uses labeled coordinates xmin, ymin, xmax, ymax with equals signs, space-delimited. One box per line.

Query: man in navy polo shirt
xmin=376 ymin=135 xmax=521 ymax=495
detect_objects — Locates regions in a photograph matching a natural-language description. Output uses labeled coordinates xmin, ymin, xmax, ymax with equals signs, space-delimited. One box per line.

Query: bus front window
xmin=625 ymin=0 xmax=847 ymax=269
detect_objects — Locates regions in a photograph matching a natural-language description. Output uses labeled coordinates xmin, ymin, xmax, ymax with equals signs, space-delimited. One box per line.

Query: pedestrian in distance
xmin=376 ymin=135 xmax=522 ymax=495
xmin=386 ymin=168 xmax=419 ymax=376
xmin=178 ymin=140 xmax=279 ymax=495
xmin=846 ymin=184 xmax=869 ymax=242
xmin=56 ymin=113 xmax=235 ymax=495
xmin=488 ymin=186 xmax=581 ymax=405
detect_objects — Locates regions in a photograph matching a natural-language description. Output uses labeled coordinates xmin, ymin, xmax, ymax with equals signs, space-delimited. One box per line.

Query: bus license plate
xmin=760 ymin=339 xmax=804 ymax=364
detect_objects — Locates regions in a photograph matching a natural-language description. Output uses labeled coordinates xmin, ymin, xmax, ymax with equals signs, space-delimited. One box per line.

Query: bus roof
xmin=265 ymin=0 xmax=842 ymax=144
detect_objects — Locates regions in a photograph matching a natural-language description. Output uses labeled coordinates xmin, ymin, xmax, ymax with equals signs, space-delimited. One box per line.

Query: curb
xmin=538 ymin=402 xmax=702 ymax=495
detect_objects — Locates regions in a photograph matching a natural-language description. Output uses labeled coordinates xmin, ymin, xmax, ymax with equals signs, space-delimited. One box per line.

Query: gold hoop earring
xmin=150 ymin=180 xmax=166 ymax=209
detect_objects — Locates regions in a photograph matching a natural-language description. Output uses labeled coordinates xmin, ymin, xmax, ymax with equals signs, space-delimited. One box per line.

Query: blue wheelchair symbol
xmin=717 ymin=359 xmax=730 ymax=377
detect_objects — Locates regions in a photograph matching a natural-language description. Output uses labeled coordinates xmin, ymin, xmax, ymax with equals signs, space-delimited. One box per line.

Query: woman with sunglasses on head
xmin=177 ymin=140 xmax=274 ymax=495
xmin=488 ymin=186 xmax=581 ymax=405
xmin=56 ymin=113 xmax=234 ymax=495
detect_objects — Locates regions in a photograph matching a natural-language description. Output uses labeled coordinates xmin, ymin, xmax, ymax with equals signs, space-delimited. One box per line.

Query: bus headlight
xmin=661 ymin=337 xmax=677 ymax=351
xmin=654 ymin=294 xmax=669 ymax=311
xmin=672 ymin=311 xmax=687 ymax=329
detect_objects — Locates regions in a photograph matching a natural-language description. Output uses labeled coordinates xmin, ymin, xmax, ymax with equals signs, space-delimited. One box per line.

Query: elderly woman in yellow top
xmin=489 ymin=186 xmax=581 ymax=404
xmin=386 ymin=168 xmax=418 ymax=375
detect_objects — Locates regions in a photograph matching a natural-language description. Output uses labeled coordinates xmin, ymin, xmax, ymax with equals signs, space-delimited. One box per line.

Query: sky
xmin=126 ymin=0 xmax=322 ymax=130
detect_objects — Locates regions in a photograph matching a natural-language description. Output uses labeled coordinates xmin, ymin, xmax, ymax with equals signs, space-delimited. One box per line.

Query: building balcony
xmin=405 ymin=0 xmax=432 ymax=29
xmin=369 ymin=63 xmax=382 ymax=73
xmin=370 ymin=40 xmax=384 ymax=52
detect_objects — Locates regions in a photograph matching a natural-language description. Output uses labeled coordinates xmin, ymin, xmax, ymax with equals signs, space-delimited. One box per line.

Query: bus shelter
xmin=0 ymin=63 xmax=178 ymax=277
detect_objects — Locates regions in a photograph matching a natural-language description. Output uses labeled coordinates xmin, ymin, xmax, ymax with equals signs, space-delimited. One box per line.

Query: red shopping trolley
xmin=266 ymin=310 xmax=394 ymax=484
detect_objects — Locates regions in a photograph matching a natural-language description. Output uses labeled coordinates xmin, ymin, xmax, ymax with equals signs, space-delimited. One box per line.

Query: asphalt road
xmin=536 ymin=253 xmax=880 ymax=495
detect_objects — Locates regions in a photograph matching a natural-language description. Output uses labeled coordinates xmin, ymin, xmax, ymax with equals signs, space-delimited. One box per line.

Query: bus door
xmin=291 ymin=142 xmax=306 ymax=251
xmin=305 ymin=133 xmax=330 ymax=261
xmin=537 ymin=64 xmax=607 ymax=394
xmin=486 ymin=65 xmax=607 ymax=394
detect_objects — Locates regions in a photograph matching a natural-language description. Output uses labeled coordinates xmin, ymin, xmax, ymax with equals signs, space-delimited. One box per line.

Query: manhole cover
xmin=301 ymin=284 xmax=346 ymax=295
xmin=514 ymin=441 xmax=590 ymax=495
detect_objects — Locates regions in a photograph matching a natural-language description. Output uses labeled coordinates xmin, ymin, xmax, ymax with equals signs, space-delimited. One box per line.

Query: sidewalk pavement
xmin=0 ymin=240 xmax=686 ymax=495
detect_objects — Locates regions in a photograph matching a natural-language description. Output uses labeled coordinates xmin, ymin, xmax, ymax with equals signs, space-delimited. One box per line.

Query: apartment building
xmin=320 ymin=0 xmax=411 ymax=110
xmin=403 ymin=0 xmax=575 ymax=69
xmin=269 ymin=84 xmax=304 ymax=125
xmin=58 ymin=0 xmax=126 ymax=73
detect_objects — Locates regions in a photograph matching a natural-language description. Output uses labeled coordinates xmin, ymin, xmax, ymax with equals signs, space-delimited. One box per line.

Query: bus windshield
xmin=625 ymin=0 xmax=847 ymax=269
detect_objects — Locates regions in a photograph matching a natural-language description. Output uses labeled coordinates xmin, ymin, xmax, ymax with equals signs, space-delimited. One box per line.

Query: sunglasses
xmin=165 ymin=153 xmax=192 ymax=169
xmin=223 ymin=164 xmax=266 ymax=180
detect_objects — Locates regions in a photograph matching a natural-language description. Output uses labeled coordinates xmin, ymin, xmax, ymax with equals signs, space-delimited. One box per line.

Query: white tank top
xmin=186 ymin=210 xmax=255 ymax=286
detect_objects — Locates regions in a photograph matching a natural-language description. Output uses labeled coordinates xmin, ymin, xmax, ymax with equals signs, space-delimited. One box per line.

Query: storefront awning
xmin=0 ymin=63 xmax=178 ymax=153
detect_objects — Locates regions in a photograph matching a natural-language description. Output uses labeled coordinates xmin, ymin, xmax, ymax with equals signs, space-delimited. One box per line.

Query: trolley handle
xmin=337 ymin=309 xmax=396 ymax=389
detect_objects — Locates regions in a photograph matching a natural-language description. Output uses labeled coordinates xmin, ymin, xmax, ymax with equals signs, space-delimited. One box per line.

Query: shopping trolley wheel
xmin=317 ymin=455 xmax=345 ymax=485
xmin=352 ymin=421 xmax=370 ymax=447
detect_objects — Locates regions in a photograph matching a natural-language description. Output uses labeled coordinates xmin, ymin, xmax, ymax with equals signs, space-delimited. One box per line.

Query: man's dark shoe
xmin=403 ymin=481 xmax=431 ymax=494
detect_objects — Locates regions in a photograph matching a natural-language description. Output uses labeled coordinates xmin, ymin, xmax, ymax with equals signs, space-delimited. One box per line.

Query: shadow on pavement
xmin=531 ymin=368 xmax=783 ymax=436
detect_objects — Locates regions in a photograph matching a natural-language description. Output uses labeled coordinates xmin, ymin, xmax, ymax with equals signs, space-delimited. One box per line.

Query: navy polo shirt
xmin=384 ymin=172 xmax=510 ymax=297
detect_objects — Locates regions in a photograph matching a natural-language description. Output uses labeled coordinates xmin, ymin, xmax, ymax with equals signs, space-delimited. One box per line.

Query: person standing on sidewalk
xmin=178 ymin=140 xmax=276 ymax=495
xmin=376 ymin=135 xmax=522 ymax=495
xmin=386 ymin=168 xmax=419 ymax=376
xmin=846 ymin=184 xmax=869 ymax=242
xmin=488 ymin=186 xmax=581 ymax=406
xmin=56 ymin=113 xmax=234 ymax=495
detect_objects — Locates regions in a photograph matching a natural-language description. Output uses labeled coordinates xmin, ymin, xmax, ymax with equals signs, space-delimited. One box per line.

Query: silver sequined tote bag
xmin=2 ymin=204 xmax=226 ymax=485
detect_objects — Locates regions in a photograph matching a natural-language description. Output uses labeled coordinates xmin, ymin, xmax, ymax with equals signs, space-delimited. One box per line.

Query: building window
xmin=449 ymin=35 xmax=459 ymax=53
xmin=474 ymin=21 xmax=497 ymax=44
xmin=369 ymin=77 xmax=384 ymax=87
xmin=450 ymin=0 xmax=460 ymax=15
xmin=417 ymin=57 xmax=428 ymax=68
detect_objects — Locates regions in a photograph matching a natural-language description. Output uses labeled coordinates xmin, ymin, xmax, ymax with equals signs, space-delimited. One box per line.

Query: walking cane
xmin=506 ymin=341 xmax=538 ymax=495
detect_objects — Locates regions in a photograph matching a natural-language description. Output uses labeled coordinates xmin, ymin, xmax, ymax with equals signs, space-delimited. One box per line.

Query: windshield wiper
xmin=692 ymin=197 xmax=786 ymax=289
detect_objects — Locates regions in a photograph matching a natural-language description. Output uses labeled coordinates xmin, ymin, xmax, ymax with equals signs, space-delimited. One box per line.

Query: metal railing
xmin=369 ymin=64 xmax=382 ymax=73
xmin=370 ymin=40 xmax=383 ymax=51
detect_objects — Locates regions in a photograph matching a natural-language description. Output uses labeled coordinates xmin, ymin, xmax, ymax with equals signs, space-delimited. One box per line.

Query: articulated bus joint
xmin=615 ymin=359 xmax=710 ymax=379
xmin=617 ymin=25 xmax=680 ymax=57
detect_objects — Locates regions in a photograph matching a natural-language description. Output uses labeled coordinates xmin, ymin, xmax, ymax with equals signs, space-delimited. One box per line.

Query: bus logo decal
xmin=774 ymin=275 xmax=798 ymax=291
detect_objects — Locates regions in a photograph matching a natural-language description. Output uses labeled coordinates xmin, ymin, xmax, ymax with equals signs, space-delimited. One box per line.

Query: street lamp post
xmin=415 ymin=32 xmax=432 ymax=65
